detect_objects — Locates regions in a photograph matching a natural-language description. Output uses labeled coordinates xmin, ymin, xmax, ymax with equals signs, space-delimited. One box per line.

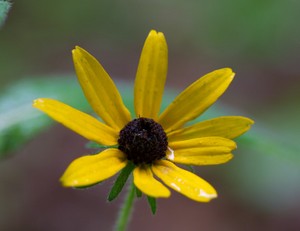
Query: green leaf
xmin=135 ymin=186 xmax=142 ymax=198
xmin=85 ymin=141 xmax=118 ymax=150
xmin=223 ymin=135 xmax=300 ymax=213
xmin=236 ymin=126 xmax=300 ymax=165
xmin=108 ymin=161 xmax=135 ymax=202
xmin=0 ymin=76 xmax=89 ymax=158
xmin=0 ymin=76 xmax=133 ymax=159
xmin=0 ymin=0 xmax=11 ymax=28
xmin=73 ymin=181 xmax=102 ymax=189
xmin=185 ymin=165 xmax=195 ymax=173
xmin=85 ymin=141 xmax=106 ymax=150
xmin=146 ymin=196 xmax=157 ymax=215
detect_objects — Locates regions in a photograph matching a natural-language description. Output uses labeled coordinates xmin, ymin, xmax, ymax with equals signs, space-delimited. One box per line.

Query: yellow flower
xmin=33 ymin=30 xmax=253 ymax=202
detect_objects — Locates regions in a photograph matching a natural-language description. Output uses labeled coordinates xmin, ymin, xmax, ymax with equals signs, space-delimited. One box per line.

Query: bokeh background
xmin=1 ymin=0 xmax=300 ymax=230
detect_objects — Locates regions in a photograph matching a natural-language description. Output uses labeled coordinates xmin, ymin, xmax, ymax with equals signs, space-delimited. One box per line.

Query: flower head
xmin=33 ymin=30 xmax=253 ymax=202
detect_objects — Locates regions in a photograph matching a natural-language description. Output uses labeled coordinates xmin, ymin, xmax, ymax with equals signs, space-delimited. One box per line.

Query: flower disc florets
xmin=118 ymin=117 xmax=168 ymax=165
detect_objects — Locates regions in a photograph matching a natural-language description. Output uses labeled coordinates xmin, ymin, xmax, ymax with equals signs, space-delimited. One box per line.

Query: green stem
xmin=114 ymin=181 xmax=136 ymax=231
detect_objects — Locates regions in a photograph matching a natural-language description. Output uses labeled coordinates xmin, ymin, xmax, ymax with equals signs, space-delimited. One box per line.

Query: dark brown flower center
xmin=118 ymin=117 xmax=168 ymax=165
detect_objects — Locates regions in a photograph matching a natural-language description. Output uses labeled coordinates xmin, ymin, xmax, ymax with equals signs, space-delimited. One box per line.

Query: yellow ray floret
xmin=72 ymin=46 xmax=131 ymax=130
xmin=133 ymin=165 xmax=170 ymax=198
xmin=168 ymin=137 xmax=236 ymax=165
xmin=60 ymin=149 xmax=127 ymax=187
xmin=33 ymin=98 xmax=118 ymax=145
xmin=134 ymin=30 xmax=168 ymax=120
xmin=168 ymin=116 xmax=254 ymax=142
xmin=152 ymin=160 xmax=217 ymax=202
xmin=158 ymin=68 xmax=235 ymax=133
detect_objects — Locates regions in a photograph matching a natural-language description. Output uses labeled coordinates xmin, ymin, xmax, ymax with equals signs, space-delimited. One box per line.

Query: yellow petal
xmin=168 ymin=137 xmax=236 ymax=165
xmin=134 ymin=30 xmax=168 ymax=119
xmin=60 ymin=149 xmax=127 ymax=187
xmin=133 ymin=165 xmax=170 ymax=198
xmin=72 ymin=46 xmax=131 ymax=130
xmin=168 ymin=116 xmax=254 ymax=142
xmin=33 ymin=98 xmax=118 ymax=145
xmin=152 ymin=160 xmax=217 ymax=202
xmin=158 ymin=68 xmax=235 ymax=133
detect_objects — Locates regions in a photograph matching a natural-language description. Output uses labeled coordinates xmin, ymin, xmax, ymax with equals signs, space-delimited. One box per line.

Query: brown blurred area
xmin=1 ymin=1 xmax=300 ymax=230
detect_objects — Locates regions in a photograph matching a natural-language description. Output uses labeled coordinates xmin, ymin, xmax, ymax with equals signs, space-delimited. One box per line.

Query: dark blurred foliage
xmin=1 ymin=0 xmax=300 ymax=106
xmin=1 ymin=1 xmax=300 ymax=230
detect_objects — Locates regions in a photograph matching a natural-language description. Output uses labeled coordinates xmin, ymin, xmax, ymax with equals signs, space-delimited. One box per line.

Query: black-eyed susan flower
xmin=33 ymin=30 xmax=253 ymax=203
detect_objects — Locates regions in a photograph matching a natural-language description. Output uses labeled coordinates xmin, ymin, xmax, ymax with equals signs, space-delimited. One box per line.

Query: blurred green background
xmin=1 ymin=0 xmax=300 ymax=230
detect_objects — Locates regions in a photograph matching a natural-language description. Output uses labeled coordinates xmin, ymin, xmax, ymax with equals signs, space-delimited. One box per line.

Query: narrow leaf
xmin=85 ymin=141 xmax=118 ymax=150
xmin=147 ymin=196 xmax=157 ymax=215
xmin=185 ymin=165 xmax=195 ymax=173
xmin=135 ymin=186 xmax=142 ymax=198
xmin=108 ymin=161 xmax=135 ymax=202
xmin=74 ymin=181 xmax=102 ymax=189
